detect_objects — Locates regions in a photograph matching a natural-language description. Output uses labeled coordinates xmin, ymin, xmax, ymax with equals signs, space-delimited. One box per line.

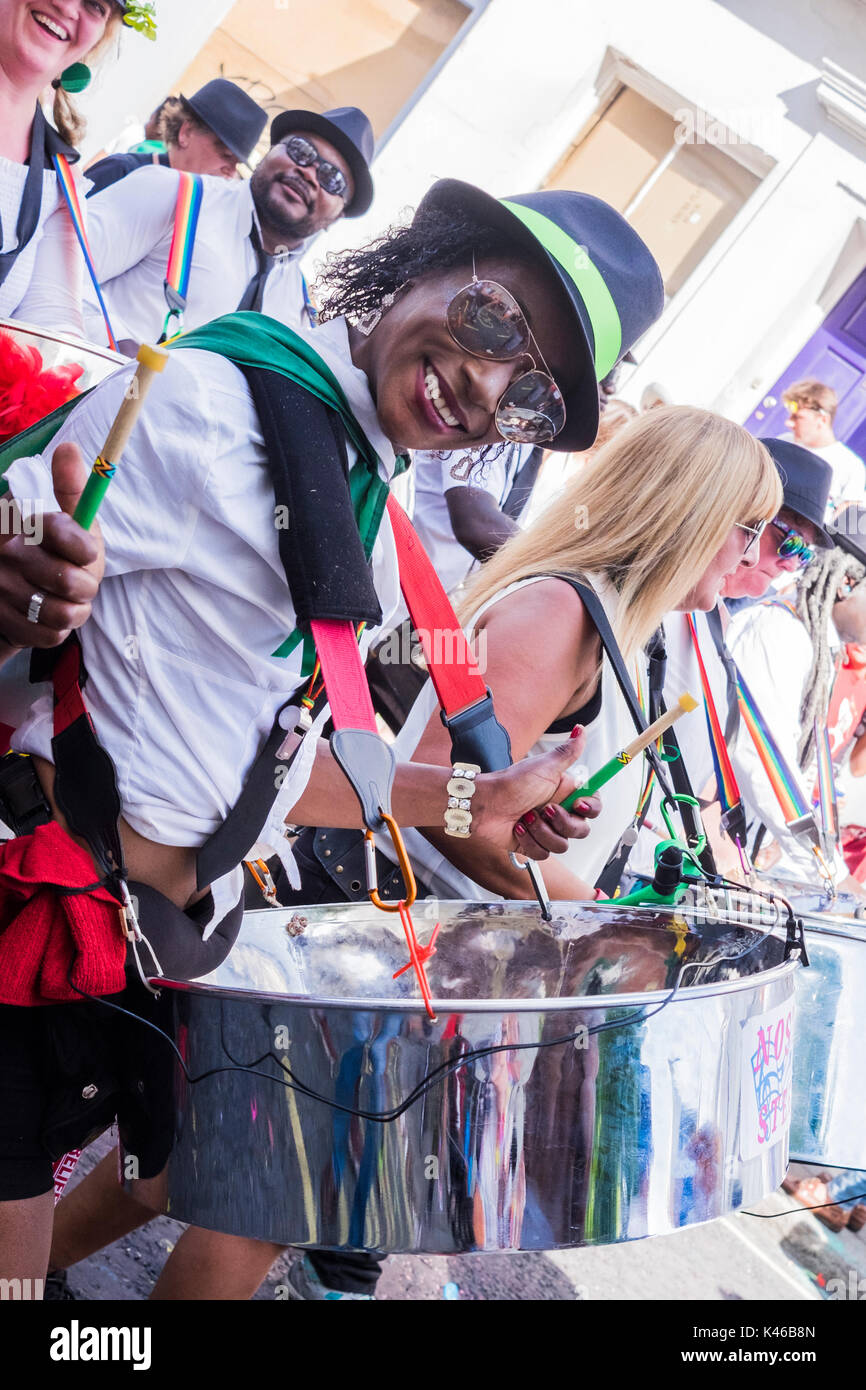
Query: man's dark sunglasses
xmin=282 ymin=135 xmax=348 ymax=200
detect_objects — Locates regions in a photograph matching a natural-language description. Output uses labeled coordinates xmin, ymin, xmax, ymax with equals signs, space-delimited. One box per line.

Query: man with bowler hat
xmin=83 ymin=105 xmax=376 ymax=350
xmin=86 ymin=79 xmax=269 ymax=192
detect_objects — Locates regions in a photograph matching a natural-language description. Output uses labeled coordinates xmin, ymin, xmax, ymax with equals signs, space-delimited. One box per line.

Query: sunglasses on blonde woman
xmin=444 ymin=259 xmax=567 ymax=445
xmin=735 ymin=517 xmax=767 ymax=558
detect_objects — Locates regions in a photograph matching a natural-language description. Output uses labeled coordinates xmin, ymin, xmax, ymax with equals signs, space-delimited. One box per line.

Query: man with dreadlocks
xmin=727 ymin=496 xmax=866 ymax=883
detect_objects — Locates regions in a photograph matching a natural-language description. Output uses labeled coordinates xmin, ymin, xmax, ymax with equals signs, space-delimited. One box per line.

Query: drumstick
xmin=73 ymin=343 xmax=169 ymax=530
xmin=560 ymin=692 xmax=698 ymax=810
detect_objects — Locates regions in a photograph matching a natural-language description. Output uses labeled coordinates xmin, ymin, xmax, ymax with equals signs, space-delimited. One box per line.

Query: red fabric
xmin=0 ymin=331 xmax=83 ymax=443
xmin=0 ymin=821 xmax=126 ymax=1005
xmin=386 ymin=494 xmax=488 ymax=717
xmin=842 ymin=824 xmax=866 ymax=883
xmin=309 ymin=618 xmax=378 ymax=733
xmin=826 ymin=645 xmax=866 ymax=760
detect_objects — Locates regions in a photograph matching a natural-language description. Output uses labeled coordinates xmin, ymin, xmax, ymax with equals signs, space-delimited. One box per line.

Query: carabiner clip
xmin=246 ymin=857 xmax=280 ymax=907
xmin=365 ymin=811 xmax=417 ymax=912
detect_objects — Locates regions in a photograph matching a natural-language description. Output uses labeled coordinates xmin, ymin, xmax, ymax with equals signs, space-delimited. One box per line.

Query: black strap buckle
xmin=441 ymin=689 xmax=512 ymax=772
xmin=0 ymin=751 xmax=53 ymax=837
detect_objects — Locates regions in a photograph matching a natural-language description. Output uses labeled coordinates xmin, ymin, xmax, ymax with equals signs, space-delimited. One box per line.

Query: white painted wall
xmin=303 ymin=0 xmax=866 ymax=425
xmin=76 ymin=0 xmax=234 ymax=158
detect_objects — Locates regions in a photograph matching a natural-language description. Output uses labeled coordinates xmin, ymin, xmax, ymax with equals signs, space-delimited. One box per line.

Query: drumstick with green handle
xmin=560 ymin=692 xmax=699 ymax=811
xmin=73 ymin=343 xmax=169 ymax=530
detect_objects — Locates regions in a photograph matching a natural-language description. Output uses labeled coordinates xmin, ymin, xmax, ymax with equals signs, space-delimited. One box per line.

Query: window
xmin=546 ymin=87 xmax=760 ymax=296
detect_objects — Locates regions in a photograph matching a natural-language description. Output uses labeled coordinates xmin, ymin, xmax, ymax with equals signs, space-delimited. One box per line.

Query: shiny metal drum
xmin=0 ymin=318 xmax=125 ymax=393
xmin=761 ymin=875 xmax=866 ymax=1168
xmin=126 ymin=900 xmax=799 ymax=1254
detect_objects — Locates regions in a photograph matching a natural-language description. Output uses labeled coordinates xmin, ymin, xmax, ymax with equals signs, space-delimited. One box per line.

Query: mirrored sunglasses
xmin=445 ymin=276 xmax=567 ymax=445
xmin=282 ymin=135 xmax=348 ymax=200
xmin=771 ymin=517 xmax=815 ymax=568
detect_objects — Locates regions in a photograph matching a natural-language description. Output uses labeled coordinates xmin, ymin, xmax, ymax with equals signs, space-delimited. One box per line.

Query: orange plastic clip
xmin=364 ymin=812 xmax=417 ymax=912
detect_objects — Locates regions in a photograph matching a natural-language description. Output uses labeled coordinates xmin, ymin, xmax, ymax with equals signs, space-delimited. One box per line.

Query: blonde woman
xmin=383 ymin=406 xmax=783 ymax=900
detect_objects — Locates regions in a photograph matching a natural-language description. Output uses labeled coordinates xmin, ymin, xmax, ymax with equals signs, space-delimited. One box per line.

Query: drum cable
xmin=66 ymin=917 xmax=784 ymax=1125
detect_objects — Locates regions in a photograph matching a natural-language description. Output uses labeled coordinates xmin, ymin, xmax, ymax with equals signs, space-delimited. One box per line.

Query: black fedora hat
xmin=760 ymin=438 xmax=834 ymax=547
xmin=415 ymin=180 xmax=664 ymax=452
xmin=181 ymin=79 xmax=267 ymax=166
xmin=269 ymin=106 xmax=375 ymax=217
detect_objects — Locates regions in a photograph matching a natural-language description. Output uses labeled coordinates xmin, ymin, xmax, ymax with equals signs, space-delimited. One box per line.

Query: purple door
xmin=744 ymin=266 xmax=866 ymax=466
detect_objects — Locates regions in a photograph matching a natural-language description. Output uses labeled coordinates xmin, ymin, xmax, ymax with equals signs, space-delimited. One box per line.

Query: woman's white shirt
xmin=0 ymin=153 xmax=83 ymax=335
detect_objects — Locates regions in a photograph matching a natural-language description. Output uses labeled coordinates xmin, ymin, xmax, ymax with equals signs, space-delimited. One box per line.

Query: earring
xmin=354 ymin=291 xmax=397 ymax=337
xmin=52 ymin=63 xmax=92 ymax=94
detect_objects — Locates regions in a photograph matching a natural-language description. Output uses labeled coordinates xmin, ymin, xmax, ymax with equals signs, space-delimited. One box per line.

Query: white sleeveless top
xmin=378 ymin=573 xmax=648 ymax=899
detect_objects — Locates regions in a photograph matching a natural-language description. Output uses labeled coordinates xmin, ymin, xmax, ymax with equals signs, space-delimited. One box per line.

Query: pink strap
xmin=309 ymin=618 xmax=377 ymax=732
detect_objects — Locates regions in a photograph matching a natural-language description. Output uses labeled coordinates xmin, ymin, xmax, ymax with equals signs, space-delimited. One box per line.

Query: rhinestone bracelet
xmin=443 ymin=763 xmax=481 ymax=838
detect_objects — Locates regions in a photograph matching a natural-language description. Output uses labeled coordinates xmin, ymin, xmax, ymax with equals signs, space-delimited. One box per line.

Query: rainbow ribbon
xmin=633 ymin=660 xmax=657 ymax=823
xmin=161 ymin=172 xmax=203 ymax=340
xmin=736 ymin=669 xmax=834 ymax=886
xmin=813 ymin=718 xmax=839 ymax=848
xmin=52 ymin=153 xmax=118 ymax=351
xmin=687 ymin=614 xmax=750 ymax=869
xmin=736 ymin=670 xmax=810 ymax=823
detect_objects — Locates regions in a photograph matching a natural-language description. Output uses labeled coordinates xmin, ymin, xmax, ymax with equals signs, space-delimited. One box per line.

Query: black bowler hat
xmin=181 ymin=79 xmax=267 ymax=166
xmin=269 ymin=106 xmax=375 ymax=217
xmin=415 ymin=180 xmax=664 ymax=452
xmin=761 ymin=438 xmax=834 ymax=547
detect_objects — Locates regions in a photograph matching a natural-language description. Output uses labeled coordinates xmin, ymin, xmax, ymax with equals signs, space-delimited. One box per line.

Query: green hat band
xmin=501 ymin=200 xmax=622 ymax=380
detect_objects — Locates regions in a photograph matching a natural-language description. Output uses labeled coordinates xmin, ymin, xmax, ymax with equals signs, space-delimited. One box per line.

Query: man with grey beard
xmin=83 ymin=106 xmax=375 ymax=351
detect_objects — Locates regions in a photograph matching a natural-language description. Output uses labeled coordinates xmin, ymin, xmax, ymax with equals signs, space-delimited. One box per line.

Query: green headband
xmin=501 ymin=200 xmax=622 ymax=381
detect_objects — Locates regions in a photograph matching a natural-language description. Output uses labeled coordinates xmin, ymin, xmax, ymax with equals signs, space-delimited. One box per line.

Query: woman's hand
xmin=0 ymin=443 xmax=104 ymax=656
xmin=471 ymin=729 xmax=602 ymax=861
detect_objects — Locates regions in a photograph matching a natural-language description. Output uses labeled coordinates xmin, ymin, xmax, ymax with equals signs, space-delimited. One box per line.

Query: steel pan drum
xmin=125 ymin=900 xmax=798 ymax=1253
xmin=761 ymin=875 xmax=866 ymax=1168
xmin=0 ymin=318 xmax=125 ymax=393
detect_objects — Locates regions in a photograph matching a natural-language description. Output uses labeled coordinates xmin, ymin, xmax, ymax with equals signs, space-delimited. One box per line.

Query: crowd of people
xmin=0 ymin=0 xmax=864 ymax=1302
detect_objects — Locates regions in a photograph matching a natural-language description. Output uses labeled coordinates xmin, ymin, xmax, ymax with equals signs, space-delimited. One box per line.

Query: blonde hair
xmin=50 ymin=6 xmax=125 ymax=147
xmin=458 ymin=405 xmax=782 ymax=658
xmin=785 ymin=378 xmax=838 ymax=421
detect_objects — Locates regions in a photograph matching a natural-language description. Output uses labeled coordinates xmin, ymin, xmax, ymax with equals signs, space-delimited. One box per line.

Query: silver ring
xmin=26 ymin=592 xmax=44 ymax=625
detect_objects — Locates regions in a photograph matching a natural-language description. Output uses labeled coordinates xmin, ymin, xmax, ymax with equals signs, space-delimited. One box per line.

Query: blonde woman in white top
xmin=0 ymin=0 xmax=127 ymax=332
xmin=386 ymin=406 xmax=783 ymax=901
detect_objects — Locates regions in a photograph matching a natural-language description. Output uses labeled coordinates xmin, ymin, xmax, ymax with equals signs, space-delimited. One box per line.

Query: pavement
xmin=56 ymin=1139 xmax=866 ymax=1302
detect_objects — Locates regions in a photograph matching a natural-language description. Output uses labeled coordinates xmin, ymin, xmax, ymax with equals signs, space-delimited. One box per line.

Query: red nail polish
xmin=570 ymin=724 xmax=583 ymax=740
xmin=543 ymin=805 xmax=556 ymax=821
xmin=524 ymin=811 xmax=536 ymax=826
xmin=515 ymin=823 xmax=526 ymax=837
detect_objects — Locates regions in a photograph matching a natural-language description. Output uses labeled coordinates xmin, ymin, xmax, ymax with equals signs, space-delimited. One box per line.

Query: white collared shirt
xmin=3 ymin=317 xmax=400 ymax=914
xmin=409 ymin=444 xmax=525 ymax=601
xmin=83 ymin=166 xmax=311 ymax=346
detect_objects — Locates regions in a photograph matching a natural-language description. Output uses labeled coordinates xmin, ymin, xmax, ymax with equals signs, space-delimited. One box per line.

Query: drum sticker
xmin=739 ymin=1001 xmax=795 ymax=1160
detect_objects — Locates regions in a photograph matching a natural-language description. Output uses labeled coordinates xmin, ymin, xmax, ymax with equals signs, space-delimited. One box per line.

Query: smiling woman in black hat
xmin=1 ymin=176 xmax=667 ymax=1298
xmin=19 ymin=177 xmax=664 ymax=1300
